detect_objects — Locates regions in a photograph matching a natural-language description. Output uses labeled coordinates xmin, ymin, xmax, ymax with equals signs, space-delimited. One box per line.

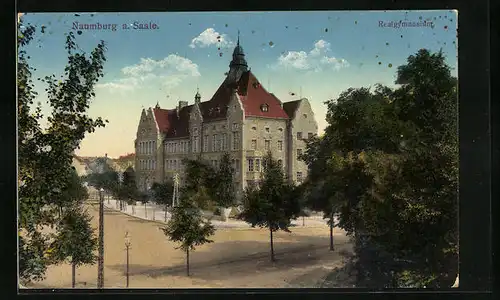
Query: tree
xmin=303 ymin=49 xmax=458 ymax=288
xmin=49 ymin=206 xmax=98 ymax=288
xmin=151 ymin=181 xmax=174 ymax=221
xmin=18 ymin=19 xmax=107 ymax=282
xmin=182 ymin=158 xmax=217 ymax=209
xmin=160 ymin=188 xmax=215 ymax=276
xmin=115 ymin=167 xmax=138 ymax=211
xmin=212 ymin=153 xmax=237 ymax=220
xmin=239 ymin=152 xmax=301 ymax=261
xmin=53 ymin=168 xmax=89 ymax=218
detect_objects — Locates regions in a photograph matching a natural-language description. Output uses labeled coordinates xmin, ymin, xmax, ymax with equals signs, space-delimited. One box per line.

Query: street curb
xmin=95 ymin=200 xmax=334 ymax=231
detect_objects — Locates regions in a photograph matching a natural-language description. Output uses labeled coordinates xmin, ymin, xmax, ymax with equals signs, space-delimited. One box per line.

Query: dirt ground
xmin=24 ymin=203 xmax=353 ymax=289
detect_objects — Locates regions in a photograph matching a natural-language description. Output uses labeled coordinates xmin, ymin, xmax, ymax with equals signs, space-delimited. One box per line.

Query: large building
xmin=134 ymin=38 xmax=318 ymax=199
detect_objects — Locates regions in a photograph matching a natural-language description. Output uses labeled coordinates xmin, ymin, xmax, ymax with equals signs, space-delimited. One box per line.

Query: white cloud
xmin=96 ymin=54 xmax=200 ymax=93
xmin=271 ymin=39 xmax=349 ymax=72
xmin=189 ymin=28 xmax=234 ymax=49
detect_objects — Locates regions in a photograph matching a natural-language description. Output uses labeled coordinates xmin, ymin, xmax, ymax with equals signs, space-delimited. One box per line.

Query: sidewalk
xmin=98 ymin=196 xmax=331 ymax=229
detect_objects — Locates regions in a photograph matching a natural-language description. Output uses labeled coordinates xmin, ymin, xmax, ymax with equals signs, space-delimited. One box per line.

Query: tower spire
xmin=237 ymin=30 xmax=240 ymax=46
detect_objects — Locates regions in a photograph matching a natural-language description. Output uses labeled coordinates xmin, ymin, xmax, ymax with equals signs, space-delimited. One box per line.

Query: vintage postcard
xmin=17 ymin=10 xmax=458 ymax=289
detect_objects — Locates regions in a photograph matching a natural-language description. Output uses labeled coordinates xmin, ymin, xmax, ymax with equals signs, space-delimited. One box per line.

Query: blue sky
xmin=20 ymin=10 xmax=458 ymax=158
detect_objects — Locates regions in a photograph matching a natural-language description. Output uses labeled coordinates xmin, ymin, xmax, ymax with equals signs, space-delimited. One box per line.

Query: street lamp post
xmin=124 ymin=231 xmax=131 ymax=288
xmin=97 ymin=187 xmax=105 ymax=288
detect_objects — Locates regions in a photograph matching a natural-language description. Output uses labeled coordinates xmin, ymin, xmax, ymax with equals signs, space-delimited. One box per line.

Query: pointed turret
xmin=195 ymin=87 xmax=201 ymax=104
xmin=227 ymin=30 xmax=248 ymax=84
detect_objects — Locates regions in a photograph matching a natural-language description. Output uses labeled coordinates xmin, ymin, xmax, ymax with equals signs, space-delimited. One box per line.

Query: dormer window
xmin=252 ymin=82 xmax=260 ymax=89
xmin=260 ymin=104 xmax=269 ymax=112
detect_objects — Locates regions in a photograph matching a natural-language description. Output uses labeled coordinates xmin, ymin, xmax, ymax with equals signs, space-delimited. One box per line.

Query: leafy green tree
xmin=212 ymin=153 xmax=237 ymax=220
xmin=49 ymin=206 xmax=98 ymax=288
xmin=160 ymin=188 xmax=215 ymax=276
xmin=303 ymin=49 xmax=458 ymax=288
xmin=151 ymin=180 xmax=174 ymax=221
xmin=53 ymin=168 xmax=89 ymax=218
xmin=182 ymin=158 xmax=216 ymax=209
xmin=122 ymin=167 xmax=138 ymax=203
xmin=17 ymin=19 xmax=107 ymax=282
xmin=239 ymin=152 xmax=301 ymax=261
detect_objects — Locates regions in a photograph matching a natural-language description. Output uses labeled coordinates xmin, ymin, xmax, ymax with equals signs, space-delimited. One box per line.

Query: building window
xmin=255 ymin=159 xmax=261 ymax=172
xmin=297 ymin=132 xmax=303 ymax=140
xmin=260 ymin=104 xmax=269 ymax=112
xmin=232 ymin=123 xmax=238 ymax=130
xmin=193 ymin=136 xmax=199 ymax=152
xmin=212 ymin=134 xmax=217 ymax=152
xmin=193 ymin=127 xmax=198 ymax=135
xmin=222 ymin=133 xmax=227 ymax=150
xmin=278 ymin=128 xmax=283 ymax=133
xmin=235 ymin=159 xmax=240 ymax=172
xmin=232 ymin=132 xmax=240 ymax=150
xmin=278 ymin=159 xmax=283 ymax=168
xmin=265 ymin=127 xmax=270 ymax=133
xmin=303 ymin=114 xmax=308 ymax=119
xmin=277 ymin=140 xmax=283 ymax=151
xmin=231 ymin=159 xmax=235 ymax=171
xmin=308 ymin=132 xmax=314 ymax=139
xmin=252 ymin=126 xmax=257 ymax=131
xmin=248 ymin=159 xmax=254 ymax=172
xmin=251 ymin=139 xmax=257 ymax=150
xmin=217 ymin=135 xmax=222 ymax=151
xmin=173 ymin=160 xmax=177 ymax=170
xmin=297 ymin=149 xmax=303 ymax=160
xmin=265 ymin=140 xmax=270 ymax=151
xmin=296 ymin=172 xmax=303 ymax=183
xmin=153 ymin=160 xmax=156 ymax=170
xmin=204 ymin=135 xmax=209 ymax=152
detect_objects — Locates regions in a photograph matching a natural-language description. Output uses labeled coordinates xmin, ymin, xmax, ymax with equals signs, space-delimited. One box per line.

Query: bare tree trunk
xmin=330 ymin=211 xmax=334 ymax=251
xmin=144 ymin=203 xmax=147 ymax=218
xmin=164 ymin=205 xmax=168 ymax=222
xmin=71 ymin=261 xmax=76 ymax=288
xmin=302 ymin=215 xmax=305 ymax=226
xmin=270 ymin=227 xmax=275 ymax=262
xmin=186 ymin=248 xmax=190 ymax=276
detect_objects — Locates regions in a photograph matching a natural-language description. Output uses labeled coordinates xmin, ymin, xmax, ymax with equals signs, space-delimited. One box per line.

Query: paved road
xmin=25 ymin=202 xmax=352 ymax=288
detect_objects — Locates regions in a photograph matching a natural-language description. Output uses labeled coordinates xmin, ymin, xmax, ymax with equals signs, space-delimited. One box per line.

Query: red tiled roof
xmin=151 ymin=71 xmax=290 ymax=138
xmin=153 ymin=108 xmax=172 ymax=133
xmin=237 ymin=71 xmax=289 ymax=119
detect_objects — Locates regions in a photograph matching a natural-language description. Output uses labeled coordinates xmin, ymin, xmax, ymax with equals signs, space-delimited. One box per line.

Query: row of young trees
xmin=18 ymin=20 xmax=108 ymax=287
xmin=162 ymin=151 xmax=304 ymax=275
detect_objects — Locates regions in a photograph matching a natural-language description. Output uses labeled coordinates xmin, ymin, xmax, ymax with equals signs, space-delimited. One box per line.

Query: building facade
xmin=134 ymin=39 xmax=318 ymax=199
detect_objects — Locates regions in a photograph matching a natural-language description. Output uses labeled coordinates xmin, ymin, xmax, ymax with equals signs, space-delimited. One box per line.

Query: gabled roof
xmin=153 ymin=106 xmax=193 ymax=139
xmin=282 ymin=99 xmax=302 ymax=119
xmin=237 ymin=71 xmax=289 ymax=119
